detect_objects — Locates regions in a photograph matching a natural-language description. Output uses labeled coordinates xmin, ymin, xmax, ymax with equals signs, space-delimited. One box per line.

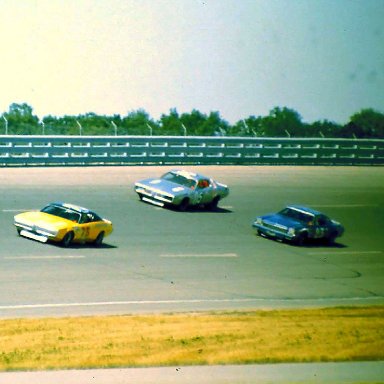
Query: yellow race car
xmin=14 ymin=202 xmax=113 ymax=247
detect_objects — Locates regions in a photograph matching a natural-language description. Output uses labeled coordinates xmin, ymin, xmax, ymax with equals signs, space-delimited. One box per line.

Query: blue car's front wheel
xmin=293 ymin=232 xmax=307 ymax=246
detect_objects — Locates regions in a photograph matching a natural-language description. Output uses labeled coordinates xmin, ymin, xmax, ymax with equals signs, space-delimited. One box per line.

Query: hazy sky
xmin=0 ymin=0 xmax=383 ymax=124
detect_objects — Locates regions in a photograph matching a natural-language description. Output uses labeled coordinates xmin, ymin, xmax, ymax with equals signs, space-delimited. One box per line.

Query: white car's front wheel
xmin=178 ymin=198 xmax=189 ymax=211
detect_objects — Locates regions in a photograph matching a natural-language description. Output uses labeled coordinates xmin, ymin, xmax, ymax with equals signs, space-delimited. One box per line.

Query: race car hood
xmin=135 ymin=178 xmax=191 ymax=196
xmin=261 ymin=213 xmax=305 ymax=229
xmin=14 ymin=211 xmax=74 ymax=230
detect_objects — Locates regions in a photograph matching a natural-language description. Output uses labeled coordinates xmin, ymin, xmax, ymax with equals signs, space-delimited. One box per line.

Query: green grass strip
xmin=1 ymin=306 xmax=383 ymax=371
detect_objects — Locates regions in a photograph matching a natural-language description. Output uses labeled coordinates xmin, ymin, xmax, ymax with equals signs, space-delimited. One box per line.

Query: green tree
xmin=180 ymin=109 xmax=207 ymax=136
xmin=307 ymin=120 xmax=342 ymax=138
xmin=4 ymin=103 xmax=39 ymax=134
xmin=159 ymin=108 xmax=182 ymax=135
xmin=346 ymin=109 xmax=384 ymax=138
xmin=195 ymin=111 xmax=229 ymax=136
xmin=121 ymin=109 xmax=154 ymax=135
xmin=229 ymin=116 xmax=264 ymax=136
xmin=260 ymin=107 xmax=304 ymax=137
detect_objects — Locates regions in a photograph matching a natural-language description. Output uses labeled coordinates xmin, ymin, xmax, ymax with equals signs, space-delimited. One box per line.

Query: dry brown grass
xmin=1 ymin=306 xmax=383 ymax=371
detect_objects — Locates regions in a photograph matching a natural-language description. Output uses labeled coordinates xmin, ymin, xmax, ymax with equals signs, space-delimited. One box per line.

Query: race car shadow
xmin=289 ymin=239 xmax=347 ymax=249
xmin=189 ymin=206 xmax=232 ymax=213
xmin=17 ymin=233 xmax=117 ymax=249
xmin=256 ymin=233 xmax=346 ymax=248
xmin=42 ymin=241 xmax=117 ymax=249
xmin=168 ymin=205 xmax=232 ymax=213
xmin=63 ymin=243 xmax=117 ymax=249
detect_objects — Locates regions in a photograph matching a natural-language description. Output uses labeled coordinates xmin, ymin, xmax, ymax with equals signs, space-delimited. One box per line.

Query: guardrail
xmin=1 ymin=135 xmax=383 ymax=166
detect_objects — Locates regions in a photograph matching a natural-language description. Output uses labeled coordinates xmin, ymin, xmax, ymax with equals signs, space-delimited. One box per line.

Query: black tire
xmin=138 ymin=193 xmax=144 ymax=201
xmin=207 ymin=196 xmax=220 ymax=210
xmin=94 ymin=231 xmax=105 ymax=246
xmin=327 ymin=233 xmax=337 ymax=244
xmin=16 ymin=228 xmax=21 ymax=235
xmin=61 ymin=232 xmax=74 ymax=247
xmin=293 ymin=232 xmax=307 ymax=246
xmin=178 ymin=198 xmax=189 ymax=211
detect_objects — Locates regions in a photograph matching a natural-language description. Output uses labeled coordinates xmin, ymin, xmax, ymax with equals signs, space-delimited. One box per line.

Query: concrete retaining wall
xmin=1 ymin=135 xmax=383 ymax=166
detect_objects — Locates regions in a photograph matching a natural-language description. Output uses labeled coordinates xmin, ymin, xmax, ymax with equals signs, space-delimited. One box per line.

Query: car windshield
xmin=161 ymin=172 xmax=197 ymax=188
xmin=278 ymin=207 xmax=314 ymax=224
xmin=41 ymin=204 xmax=82 ymax=223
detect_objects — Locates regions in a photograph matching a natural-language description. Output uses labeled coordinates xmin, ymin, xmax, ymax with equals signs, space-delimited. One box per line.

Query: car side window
xmin=197 ymin=179 xmax=210 ymax=189
xmin=317 ymin=216 xmax=328 ymax=226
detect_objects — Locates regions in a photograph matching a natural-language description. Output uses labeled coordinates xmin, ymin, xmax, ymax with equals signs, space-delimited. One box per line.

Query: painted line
xmin=2 ymin=209 xmax=35 ymax=212
xmin=307 ymin=251 xmax=383 ymax=256
xmin=4 ymin=255 xmax=85 ymax=260
xmin=310 ymin=204 xmax=379 ymax=208
xmin=160 ymin=253 xmax=238 ymax=258
xmin=1 ymin=296 xmax=383 ymax=311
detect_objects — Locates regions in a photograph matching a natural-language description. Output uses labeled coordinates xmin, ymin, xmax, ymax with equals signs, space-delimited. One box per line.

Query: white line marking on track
xmin=310 ymin=204 xmax=379 ymax=208
xmin=4 ymin=255 xmax=85 ymax=260
xmin=2 ymin=209 xmax=34 ymax=212
xmin=307 ymin=251 xmax=383 ymax=255
xmin=160 ymin=253 xmax=238 ymax=258
xmin=1 ymin=296 xmax=383 ymax=311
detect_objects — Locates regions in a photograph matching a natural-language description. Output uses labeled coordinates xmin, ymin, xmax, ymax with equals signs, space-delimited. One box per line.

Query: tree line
xmin=1 ymin=103 xmax=383 ymax=138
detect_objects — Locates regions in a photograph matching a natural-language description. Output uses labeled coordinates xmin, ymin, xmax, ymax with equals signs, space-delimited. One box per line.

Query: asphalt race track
xmin=1 ymin=165 xmax=384 ymax=318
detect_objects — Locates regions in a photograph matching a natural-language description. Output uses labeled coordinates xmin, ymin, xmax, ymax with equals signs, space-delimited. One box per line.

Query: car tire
xmin=94 ymin=231 xmax=104 ymax=246
xmin=178 ymin=198 xmax=189 ymax=211
xmin=207 ymin=196 xmax=220 ymax=210
xmin=327 ymin=233 xmax=337 ymax=244
xmin=293 ymin=232 xmax=307 ymax=246
xmin=61 ymin=232 xmax=74 ymax=247
xmin=138 ymin=193 xmax=143 ymax=201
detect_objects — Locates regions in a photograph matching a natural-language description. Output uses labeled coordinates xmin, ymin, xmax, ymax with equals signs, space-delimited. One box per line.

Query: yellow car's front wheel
xmin=61 ymin=232 xmax=74 ymax=247
xmin=93 ymin=231 xmax=104 ymax=246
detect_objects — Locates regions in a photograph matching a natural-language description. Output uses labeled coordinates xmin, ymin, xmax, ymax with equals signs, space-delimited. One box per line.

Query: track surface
xmin=1 ymin=166 xmax=383 ymax=318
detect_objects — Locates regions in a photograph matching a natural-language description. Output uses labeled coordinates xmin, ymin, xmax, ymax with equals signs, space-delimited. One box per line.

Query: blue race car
xmin=252 ymin=205 xmax=344 ymax=245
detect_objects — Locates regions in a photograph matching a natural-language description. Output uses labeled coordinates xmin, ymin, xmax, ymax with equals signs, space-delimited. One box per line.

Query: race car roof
xmin=51 ymin=202 xmax=91 ymax=214
xmin=286 ymin=205 xmax=322 ymax=216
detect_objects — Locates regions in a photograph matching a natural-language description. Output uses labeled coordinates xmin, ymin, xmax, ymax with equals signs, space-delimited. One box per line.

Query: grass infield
xmin=1 ymin=305 xmax=383 ymax=371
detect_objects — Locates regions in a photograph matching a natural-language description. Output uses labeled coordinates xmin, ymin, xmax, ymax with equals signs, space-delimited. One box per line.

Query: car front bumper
xmin=14 ymin=222 xmax=59 ymax=243
xmin=135 ymin=184 xmax=176 ymax=206
xmin=252 ymin=223 xmax=297 ymax=242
